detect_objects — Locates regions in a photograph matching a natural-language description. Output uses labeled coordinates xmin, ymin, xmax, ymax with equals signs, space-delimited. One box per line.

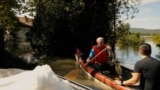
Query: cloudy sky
xmin=127 ymin=0 xmax=160 ymax=29
xmin=17 ymin=0 xmax=160 ymax=29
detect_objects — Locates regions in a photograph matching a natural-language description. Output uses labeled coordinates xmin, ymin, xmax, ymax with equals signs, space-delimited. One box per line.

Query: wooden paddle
xmin=82 ymin=45 xmax=123 ymax=75
xmin=83 ymin=45 xmax=108 ymax=67
xmin=111 ymin=53 xmax=123 ymax=82
xmin=115 ymin=61 xmax=122 ymax=75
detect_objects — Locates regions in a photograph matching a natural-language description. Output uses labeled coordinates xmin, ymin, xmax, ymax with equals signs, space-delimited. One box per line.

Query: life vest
xmin=92 ymin=45 xmax=108 ymax=64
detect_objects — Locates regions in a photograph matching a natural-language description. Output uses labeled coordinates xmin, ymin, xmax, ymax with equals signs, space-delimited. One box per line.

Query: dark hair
xmin=139 ymin=43 xmax=151 ymax=56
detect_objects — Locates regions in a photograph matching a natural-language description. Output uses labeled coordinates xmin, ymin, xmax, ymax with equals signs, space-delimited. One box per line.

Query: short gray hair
xmin=96 ymin=37 xmax=104 ymax=43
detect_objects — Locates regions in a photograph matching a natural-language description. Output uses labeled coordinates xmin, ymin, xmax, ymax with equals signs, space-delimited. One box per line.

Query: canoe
xmin=57 ymin=75 xmax=93 ymax=90
xmin=75 ymin=50 xmax=140 ymax=90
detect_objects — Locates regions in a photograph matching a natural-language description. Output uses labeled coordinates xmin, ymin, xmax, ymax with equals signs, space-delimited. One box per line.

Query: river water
xmin=49 ymin=40 xmax=160 ymax=90
xmin=49 ymin=59 xmax=112 ymax=90
xmin=115 ymin=40 xmax=160 ymax=70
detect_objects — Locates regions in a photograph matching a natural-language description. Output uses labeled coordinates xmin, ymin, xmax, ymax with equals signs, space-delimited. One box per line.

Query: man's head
xmin=96 ymin=37 xmax=104 ymax=47
xmin=139 ymin=43 xmax=151 ymax=56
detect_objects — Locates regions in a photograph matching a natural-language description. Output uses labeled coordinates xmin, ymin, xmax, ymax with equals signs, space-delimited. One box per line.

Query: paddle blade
xmin=115 ymin=62 xmax=122 ymax=75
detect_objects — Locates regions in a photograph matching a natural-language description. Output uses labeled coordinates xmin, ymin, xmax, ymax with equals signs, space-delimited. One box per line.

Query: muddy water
xmin=0 ymin=58 xmax=113 ymax=90
xmin=48 ymin=58 xmax=114 ymax=90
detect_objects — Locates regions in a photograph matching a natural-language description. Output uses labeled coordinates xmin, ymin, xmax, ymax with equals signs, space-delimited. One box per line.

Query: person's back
xmin=135 ymin=57 xmax=160 ymax=90
xmin=134 ymin=43 xmax=160 ymax=90
xmin=115 ymin=43 xmax=160 ymax=90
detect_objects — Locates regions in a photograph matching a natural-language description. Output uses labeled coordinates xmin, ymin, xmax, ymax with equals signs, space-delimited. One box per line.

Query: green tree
xmin=117 ymin=23 xmax=144 ymax=47
xmin=25 ymin=0 xmax=142 ymax=57
xmin=26 ymin=0 xmax=85 ymax=56
xmin=152 ymin=33 xmax=160 ymax=45
xmin=0 ymin=0 xmax=20 ymax=67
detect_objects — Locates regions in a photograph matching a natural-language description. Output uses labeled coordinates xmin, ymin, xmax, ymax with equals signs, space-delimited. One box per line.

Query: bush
xmin=4 ymin=50 xmax=38 ymax=69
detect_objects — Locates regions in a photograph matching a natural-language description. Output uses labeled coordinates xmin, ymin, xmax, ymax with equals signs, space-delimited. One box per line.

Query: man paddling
xmin=86 ymin=37 xmax=113 ymax=74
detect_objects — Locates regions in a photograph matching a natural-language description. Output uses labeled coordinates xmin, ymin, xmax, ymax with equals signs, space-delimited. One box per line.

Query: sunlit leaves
xmin=116 ymin=23 xmax=144 ymax=46
xmin=152 ymin=33 xmax=160 ymax=45
xmin=116 ymin=0 xmax=141 ymax=24
xmin=0 ymin=0 xmax=20 ymax=52
xmin=25 ymin=0 xmax=143 ymax=56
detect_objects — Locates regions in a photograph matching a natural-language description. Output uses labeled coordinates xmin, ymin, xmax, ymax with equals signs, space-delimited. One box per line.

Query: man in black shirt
xmin=116 ymin=43 xmax=160 ymax=90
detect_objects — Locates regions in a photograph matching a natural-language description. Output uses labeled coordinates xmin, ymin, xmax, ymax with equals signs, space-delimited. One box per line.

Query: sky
xmin=16 ymin=0 xmax=160 ymax=29
xmin=127 ymin=0 xmax=160 ymax=29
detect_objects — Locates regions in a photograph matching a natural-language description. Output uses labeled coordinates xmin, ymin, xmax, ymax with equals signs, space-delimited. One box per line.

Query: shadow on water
xmin=48 ymin=58 xmax=113 ymax=90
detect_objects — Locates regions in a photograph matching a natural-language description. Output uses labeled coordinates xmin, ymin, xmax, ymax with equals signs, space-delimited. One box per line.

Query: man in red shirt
xmin=86 ymin=37 xmax=112 ymax=73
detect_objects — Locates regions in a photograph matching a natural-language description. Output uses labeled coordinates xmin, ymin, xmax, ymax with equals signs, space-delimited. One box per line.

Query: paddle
xmin=111 ymin=54 xmax=122 ymax=75
xmin=82 ymin=45 xmax=123 ymax=76
xmin=114 ymin=61 xmax=122 ymax=75
xmin=82 ymin=45 xmax=108 ymax=67
xmin=111 ymin=53 xmax=123 ymax=82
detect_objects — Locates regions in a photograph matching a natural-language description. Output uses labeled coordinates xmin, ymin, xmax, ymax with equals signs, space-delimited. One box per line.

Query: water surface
xmin=49 ymin=40 xmax=160 ymax=89
xmin=49 ymin=59 xmax=113 ymax=90
xmin=115 ymin=40 xmax=160 ymax=69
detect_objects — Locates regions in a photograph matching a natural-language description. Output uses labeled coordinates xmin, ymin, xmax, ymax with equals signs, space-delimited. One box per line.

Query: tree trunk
xmin=0 ymin=28 xmax=5 ymax=67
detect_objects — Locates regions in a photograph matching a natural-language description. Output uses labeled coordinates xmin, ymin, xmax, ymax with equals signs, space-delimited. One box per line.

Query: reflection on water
xmin=115 ymin=40 xmax=160 ymax=70
xmin=47 ymin=40 xmax=160 ymax=90
xmin=49 ymin=59 xmax=113 ymax=90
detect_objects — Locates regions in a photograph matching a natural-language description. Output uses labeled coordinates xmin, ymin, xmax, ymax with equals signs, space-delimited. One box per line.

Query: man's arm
xmin=86 ymin=49 xmax=94 ymax=63
xmin=122 ymin=72 xmax=140 ymax=85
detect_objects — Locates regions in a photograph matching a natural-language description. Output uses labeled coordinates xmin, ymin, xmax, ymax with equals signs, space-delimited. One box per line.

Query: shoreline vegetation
xmin=4 ymin=34 xmax=159 ymax=69
xmin=130 ymin=28 xmax=160 ymax=35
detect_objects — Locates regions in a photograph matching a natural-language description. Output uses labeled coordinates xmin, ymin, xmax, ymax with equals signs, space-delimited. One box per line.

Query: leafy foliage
xmin=24 ymin=0 xmax=142 ymax=57
xmin=0 ymin=0 xmax=21 ymax=67
xmin=116 ymin=23 xmax=144 ymax=47
xmin=0 ymin=0 xmax=21 ymax=52
xmin=4 ymin=50 xmax=37 ymax=69
xmin=152 ymin=33 xmax=160 ymax=45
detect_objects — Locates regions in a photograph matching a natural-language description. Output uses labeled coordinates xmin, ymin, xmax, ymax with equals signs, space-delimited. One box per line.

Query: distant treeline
xmin=130 ymin=28 xmax=160 ymax=35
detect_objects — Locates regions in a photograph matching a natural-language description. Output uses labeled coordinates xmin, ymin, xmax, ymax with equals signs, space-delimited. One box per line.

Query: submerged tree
xmin=117 ymin=23 xmax=144 ymax=47
xmin=24 ymin=0 xmax=142 ymax=57
xmin=152 ymin=33 xmax=160 ymax=45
